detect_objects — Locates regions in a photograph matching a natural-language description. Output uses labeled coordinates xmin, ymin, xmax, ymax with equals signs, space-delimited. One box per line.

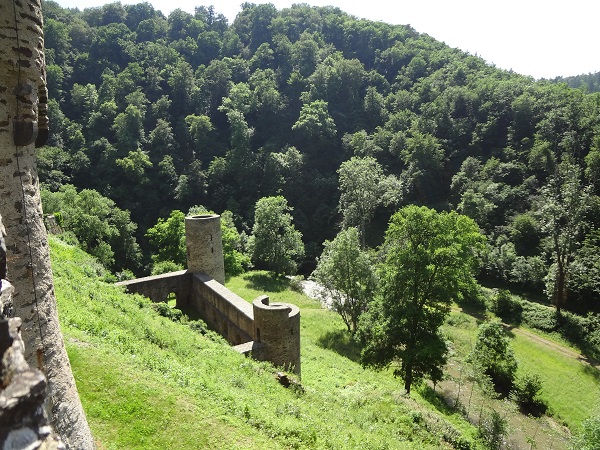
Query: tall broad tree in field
xmin=539 ymin=158 xmax=591 ymax=314
xmin=359 ymin=205 xmax=485 ymax=394
xmin=0 ymin=1 xmax=93 ymax=447
xmin=249 ymin=196 xmax=304 ymax=276
xmin=312 ymin=227 xmax=376 ymax=334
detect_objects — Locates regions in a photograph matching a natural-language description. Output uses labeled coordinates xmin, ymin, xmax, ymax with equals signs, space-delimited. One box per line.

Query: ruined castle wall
xmin=190 ymin=273 xmax=253 ymax=345
xmin=119 ymin=214 xmax=301 ymax=375
xmin=116 ymin=270 xmax=190 ymax=306
xmin=118 ymin=271 xmax=255 ymax=346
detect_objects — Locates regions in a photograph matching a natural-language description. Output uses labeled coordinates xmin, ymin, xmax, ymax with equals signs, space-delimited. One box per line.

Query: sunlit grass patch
xmin=53 ymin=240 xmax=481 ymax=449
xmin=511 ymin=331 xmax=600 ymax=428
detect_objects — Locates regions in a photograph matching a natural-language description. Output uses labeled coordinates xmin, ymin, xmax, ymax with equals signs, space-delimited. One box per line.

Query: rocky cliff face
xmin=0 ymin=217 xmax=63 ymax=449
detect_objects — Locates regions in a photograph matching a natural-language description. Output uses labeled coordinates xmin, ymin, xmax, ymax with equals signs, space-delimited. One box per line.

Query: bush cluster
xmin=488 ymin=289 xmax=522 ymax=323
xmin=510 ymin=372 xmax=546 ymax=414
xmin=151 ymin=302 xmax=184 ymax=322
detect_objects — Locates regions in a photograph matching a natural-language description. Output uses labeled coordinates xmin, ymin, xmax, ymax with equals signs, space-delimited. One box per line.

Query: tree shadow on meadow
xmin=581 ymin=362 xmax=600 ymax=382
xmin=243 ymin=272 xmax=288 ymax=293
xmin=417 ymin=384 xmax=456 ymax=416
xmin=316 ymin=329 xmax=361 ymax=362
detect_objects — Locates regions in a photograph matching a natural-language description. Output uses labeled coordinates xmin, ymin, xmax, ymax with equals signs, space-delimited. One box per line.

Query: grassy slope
xmin=51 ymin=237 xmax=480 ymax=449
xmin=443 ymin=308 xmax=600 ymax=432
xmin=52 ymin=236 xmax=599 ymax=448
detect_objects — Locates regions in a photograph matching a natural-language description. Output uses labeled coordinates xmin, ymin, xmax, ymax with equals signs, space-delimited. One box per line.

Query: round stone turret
xmin=253 ymin=295 xmax=301 ymax=375
xmin=185 ymin=214 xmax=225 ymax=284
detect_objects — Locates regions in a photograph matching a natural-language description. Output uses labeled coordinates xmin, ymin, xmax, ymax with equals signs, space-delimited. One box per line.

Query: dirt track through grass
xmin=507 ymin=326 xmax=600 ymax=370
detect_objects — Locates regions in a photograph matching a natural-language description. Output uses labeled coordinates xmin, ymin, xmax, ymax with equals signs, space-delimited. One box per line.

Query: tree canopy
xmin=249 ymin=196 xmax=304 ymax=276
xmin=312 ymin=227 xmax=376 ymax=333
xmin=37 ymin=1 xmax=600 ymax=315
xmin=359 ymin=205 xmax=485 ymax=394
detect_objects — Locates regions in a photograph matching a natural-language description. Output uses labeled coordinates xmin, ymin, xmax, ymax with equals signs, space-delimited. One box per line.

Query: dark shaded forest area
xmin=39 ymin=1 xmax=600 ymax=315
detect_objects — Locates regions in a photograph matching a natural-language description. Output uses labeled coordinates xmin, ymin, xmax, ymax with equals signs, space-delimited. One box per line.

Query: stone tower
xmin=0 ymin=0 xmax=94 ymax=447
xmin=185 ymin=214 xmax=225 ymax=284
xmin=253 ymin=295 xmax=301 ymax=375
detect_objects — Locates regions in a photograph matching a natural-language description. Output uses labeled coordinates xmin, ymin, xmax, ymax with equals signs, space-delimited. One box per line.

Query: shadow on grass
xmin=581 ymin=362 xmax=600 ymax=382
xmin=418 ymin=384 xmax=457 ymax=416
xmin=316 ymin=329 xmax=361 ymax=362
xmin=243 ymin=272 xmax=288 ymax=293
xmin=454 ymin=303 xmax=488 ymax=325
xmin=518 ymin=400 xmax=548 ymax=418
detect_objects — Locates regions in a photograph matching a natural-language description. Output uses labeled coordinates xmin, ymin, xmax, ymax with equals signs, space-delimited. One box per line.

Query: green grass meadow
xmin=52 ymin=237 xmax=480 ymax=449
xmin=510 ymin=330 xmax=600 ymax=428
xmin=50 ymin=236 xmax=600 ymax=448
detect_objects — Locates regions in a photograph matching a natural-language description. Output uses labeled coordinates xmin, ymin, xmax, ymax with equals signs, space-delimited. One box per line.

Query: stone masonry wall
xmin=117 ymin=270 xmax=189 ymax=305
xmin=118 ymin=213 xmax=301 ymax=376
xmin=252 ymin=296 xmax=301 ymax=375
xmin=118 ymin=270 xmax=301 ymax=376
xmin=189 ymin=273 xmax=253 ymax=345
xmin=1 ymin=284 xmax=64 ymax=450
xmin=185 ymin=215 xmax=225 ymax=285
xmin=0 ymin=211 xmax=63 ymax=448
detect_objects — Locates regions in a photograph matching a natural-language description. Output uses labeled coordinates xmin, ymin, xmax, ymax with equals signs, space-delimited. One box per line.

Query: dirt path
xmin=509 ymin=326 xmax=600 ymax=369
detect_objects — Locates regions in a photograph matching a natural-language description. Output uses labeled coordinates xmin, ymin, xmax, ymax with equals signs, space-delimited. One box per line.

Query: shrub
xmin=478 ymin=409 xmax=507 ymax=450
xmin=519 ymin=299 xmax=600 ymax=359
xmin=116 ymin=269 xmax=135 ymax=281
xmin=457 ymin=283 xmax=486 ymax=310
xmin=570 ymin=411 xmax=600 ymax=450
xmin=151 ymin=260 xmax=184 ymax=275
xmin=152 ymin=302 xmax=184 ymax=322
xmin=468 ymin=320 xmax=518 ymax=392
xmin=510 ymin=372 xmax=545 ymax=413
xmin=489 ymin=289 xmax=522 ymax=323
xmin=560 ymin=311 xmax=600 ymax=359
xmin=287 ymin=275 xmax=305 ymax=293
xmin=520 ymin=301 xmax=558 ymax=332
xmin=188 ymin=319 xmax=209 ymax=334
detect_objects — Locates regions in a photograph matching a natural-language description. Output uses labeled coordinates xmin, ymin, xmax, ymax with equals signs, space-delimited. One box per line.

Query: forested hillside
xmin=40 ymin=1 xmax=600 ymax=314
xmin=554 ymin=72 xmax=600 ymax=93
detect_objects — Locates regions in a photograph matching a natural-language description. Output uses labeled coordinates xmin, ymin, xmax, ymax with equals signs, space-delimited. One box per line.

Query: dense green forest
xmin=40 ymin=1 xmax=600 ymax=317
xmin=554 ymin=72 xmax=600 ymax=93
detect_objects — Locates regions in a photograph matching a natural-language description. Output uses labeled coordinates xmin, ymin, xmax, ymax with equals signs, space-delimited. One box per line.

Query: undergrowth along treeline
xmin=51 ymin=235 xmax=484 ymax=449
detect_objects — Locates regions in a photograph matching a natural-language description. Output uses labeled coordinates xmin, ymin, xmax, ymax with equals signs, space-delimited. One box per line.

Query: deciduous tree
xmin=312 ymin=227 xmax=376 ymax=333
xmin=249 ymin=196 xmax=304 ymax=276
xmin=539 ymin=159 xmax=591 ymax=313
xmin=468 ymin=320 xmax=518 ymax=392
xmin=338 ymin=156 xmax=385 ymax=248
xmin=359 ymin=205 xmax=485 ymax=394
xmin=146 ymin=209 xmax=187 ymax=268
xmin=42 ymin=185 xmax=142 ymax=272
